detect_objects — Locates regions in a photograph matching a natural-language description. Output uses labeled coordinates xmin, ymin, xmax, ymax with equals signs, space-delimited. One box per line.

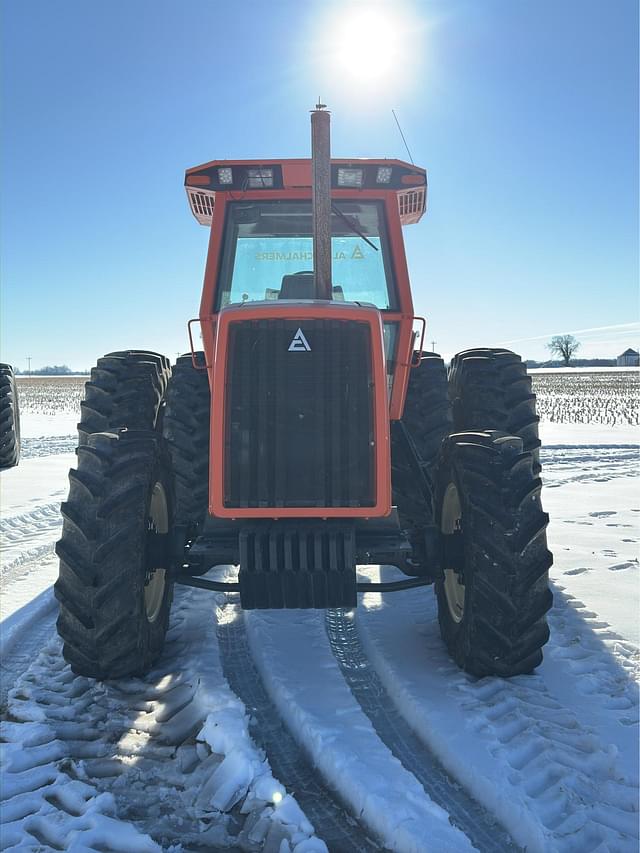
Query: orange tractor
xmin=55 ymin=108 xmax=552 ymax=680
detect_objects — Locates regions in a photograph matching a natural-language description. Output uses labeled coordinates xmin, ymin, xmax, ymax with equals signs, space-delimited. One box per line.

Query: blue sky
xmin=2 ymin=0 xmax=638 ymax=369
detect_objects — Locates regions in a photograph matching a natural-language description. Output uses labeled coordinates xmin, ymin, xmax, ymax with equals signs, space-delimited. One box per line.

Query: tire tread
xmin=436 ymin=430 xmax=552 ymax=677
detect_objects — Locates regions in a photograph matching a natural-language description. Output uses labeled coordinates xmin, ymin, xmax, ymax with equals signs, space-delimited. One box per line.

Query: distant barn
xmin=617 ymin=348 xmax=640 ymax=366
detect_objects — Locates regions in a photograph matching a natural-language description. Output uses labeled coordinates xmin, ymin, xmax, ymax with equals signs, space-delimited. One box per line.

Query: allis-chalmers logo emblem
xmin=288 ymin=328 xmax=311 ymax=352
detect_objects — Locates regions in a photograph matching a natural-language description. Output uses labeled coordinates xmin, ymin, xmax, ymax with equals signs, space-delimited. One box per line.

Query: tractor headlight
xmin=337 ymin=167 xmax=364 ymax=188
xmin=247 ymin=168 xmax=274 ymax=188
xmin=376 ymin=166 xmax=393 ymax=184
xmin=218 ymin=167 xmax=233 ymax=184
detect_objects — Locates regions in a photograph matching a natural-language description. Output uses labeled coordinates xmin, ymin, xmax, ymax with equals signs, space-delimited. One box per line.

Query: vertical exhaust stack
xmin=311 ymin=102 xmax=332 ymax=300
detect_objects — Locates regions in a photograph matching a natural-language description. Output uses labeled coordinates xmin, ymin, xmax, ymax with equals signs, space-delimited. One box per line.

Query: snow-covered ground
xmin=1 ymin=381 xmax=638 ymax=851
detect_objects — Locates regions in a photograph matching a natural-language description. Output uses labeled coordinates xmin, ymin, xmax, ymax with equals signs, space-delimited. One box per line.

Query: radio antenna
xmin=392 ymin=109 xmax=415 ymax=164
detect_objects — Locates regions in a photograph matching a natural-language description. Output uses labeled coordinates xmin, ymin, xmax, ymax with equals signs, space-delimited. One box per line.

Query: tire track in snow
xmin=0 ymin=589 xmax=58 ymax=707
xmin=0 ymin=503 xmax=62 ymax=584
xmin=454 ymin=675 xmax=639 ymax=851
xmin=217 ymin=600 xmax=381 ymax=852
xmin=543 ymin=585 xmax=639 ymax=760
xmin=540 ymin=446 xmax=639 ymax=488
xmin=243 ymin=604 xmax=476 ymax=851
xmin=2 ymin=625 xmax=205 ymax=851
xmin=1 ymin=589 xmax=326 ymax=852
xmin=1 ymin=543 xmax=58 ymax=587
xmin=0 ymin=478 xmax=65 ymax=703
xmin=20 ymin=435 xmax=78 ymax=459
xmin=0 ymin=502 xmax=61 ymax=544
xmin=325 ymin=608 xmax=516 ymax=852
xmin=355 ymin=574 xmax=639 ymax=853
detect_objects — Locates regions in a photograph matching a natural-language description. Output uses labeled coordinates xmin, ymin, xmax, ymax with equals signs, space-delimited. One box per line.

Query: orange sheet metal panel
xmin=186 ymin=175 xmax=212 ymax=187
xmin=282 ymin=163 xmax=312 ymax=187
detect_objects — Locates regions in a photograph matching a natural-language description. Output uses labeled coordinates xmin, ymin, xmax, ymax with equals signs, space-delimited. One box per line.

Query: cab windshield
xmin=216 ymin=200 xmax=397 ymax=310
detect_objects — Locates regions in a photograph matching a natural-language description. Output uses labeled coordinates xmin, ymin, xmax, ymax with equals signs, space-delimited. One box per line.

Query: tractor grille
xmin=224 ymin=318 xmax=375 ymax=509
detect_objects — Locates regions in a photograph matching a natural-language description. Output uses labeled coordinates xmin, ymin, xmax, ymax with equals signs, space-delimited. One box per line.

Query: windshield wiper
xmin=331 ymin=204 xmax=379 ymax=252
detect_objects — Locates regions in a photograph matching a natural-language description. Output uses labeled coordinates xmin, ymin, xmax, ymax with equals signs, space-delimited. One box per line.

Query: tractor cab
xmin=184 ymin=157 xmax=427 ymax=422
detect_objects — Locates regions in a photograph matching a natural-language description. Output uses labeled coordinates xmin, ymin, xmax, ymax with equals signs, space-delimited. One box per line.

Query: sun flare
xmin=318 ymin=1 xmax=423 ymax=99
xmin=333 ymin=7 xmax=400 ymax=82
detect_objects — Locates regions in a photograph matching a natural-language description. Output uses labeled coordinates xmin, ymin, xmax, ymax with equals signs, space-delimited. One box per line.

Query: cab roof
xmin=184 ymin=158 xmax=427 ymax=227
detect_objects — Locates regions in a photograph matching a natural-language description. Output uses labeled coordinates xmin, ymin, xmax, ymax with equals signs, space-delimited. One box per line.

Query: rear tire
xmin=55 ymin=431 xmax=174 ymax=679
xmin=78 ymin=350 xmax=170 ymax=445
xmin=163 ymin=353 xmax=210 ymax=531
xmin=392 ymin=353 xmax=452 ymax=575
xmin=448 ymin=349 xmax=541 ymax=473
xmin=0 ymin=364 xmax=21 ymax=470
xmin=435 ymin=431 xmax=552 ymax=677
xmin=400 ymin=352 xmax=453 ymax=469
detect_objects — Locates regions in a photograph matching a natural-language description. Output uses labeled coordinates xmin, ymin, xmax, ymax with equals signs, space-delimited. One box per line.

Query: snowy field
xmin=1 ymin=372 xmax=638 ymax=851
xmin=531 ymin=369 xmax=639 ymax=427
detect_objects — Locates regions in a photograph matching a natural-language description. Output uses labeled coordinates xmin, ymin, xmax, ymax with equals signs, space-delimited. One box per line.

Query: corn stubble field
xmin=16 ymin=376 xmax=86 ymax=417
xmin=16 ymin=369 xmax=640 ymax=426
xmin=532 ymin=370 xmax=639 ymax=426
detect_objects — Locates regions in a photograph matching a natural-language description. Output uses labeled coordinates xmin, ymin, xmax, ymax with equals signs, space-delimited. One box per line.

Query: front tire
xmin=435 ymin=431 xmax=552 ymax=677
xmin=0 ymin=364 xmax=20 ymax=469
xmin=55 ymin=431 xmax=174 ymax=679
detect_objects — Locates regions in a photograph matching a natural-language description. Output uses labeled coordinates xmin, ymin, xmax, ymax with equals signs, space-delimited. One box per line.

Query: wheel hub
xmin=145 ymin=481 xmax=169 ymax=622
xmin=441 ymin=482 xmax=465 ymax=624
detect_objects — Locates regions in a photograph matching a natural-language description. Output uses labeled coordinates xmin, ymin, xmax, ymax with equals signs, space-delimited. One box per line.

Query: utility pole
xmin=430 ymin=340 xmax=437 ymax=352
xmin=27 ymin=356 xmax=32 ymax=375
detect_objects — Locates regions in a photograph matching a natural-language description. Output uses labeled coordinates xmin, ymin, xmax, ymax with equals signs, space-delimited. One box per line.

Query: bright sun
xmin=333 ymin=6 xmax=401 ymax=83
xmin=313 ymin=1 xmax=423 ymax=103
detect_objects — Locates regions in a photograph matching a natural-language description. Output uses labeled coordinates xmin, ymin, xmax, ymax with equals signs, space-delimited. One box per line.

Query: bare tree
xmin=547 ymin=334 xmax=580 ymax=365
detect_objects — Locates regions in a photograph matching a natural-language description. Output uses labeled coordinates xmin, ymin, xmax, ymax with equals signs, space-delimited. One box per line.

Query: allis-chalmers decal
xmin=288 ymin=328 xmax=312 ymax=352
